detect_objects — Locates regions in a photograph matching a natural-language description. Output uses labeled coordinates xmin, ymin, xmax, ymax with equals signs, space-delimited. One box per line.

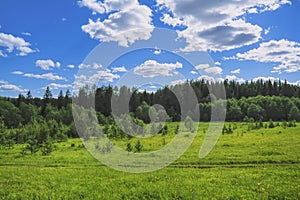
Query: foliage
xmin=269 ymin=119 xmax=275 ymax=128
xmin=41 ymin=138 xmax=53 ymax=156
xmin=126 ymin=142 xmax=132 ymax=154
xmin=134 ymin=140 xmax=143 ymax=152
xmin=184 ymin=116 xmax=195 ymax=132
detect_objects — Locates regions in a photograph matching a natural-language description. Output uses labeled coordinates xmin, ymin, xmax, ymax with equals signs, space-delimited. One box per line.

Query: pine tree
xmin=57 ymin=90 xmax=64 ymax=109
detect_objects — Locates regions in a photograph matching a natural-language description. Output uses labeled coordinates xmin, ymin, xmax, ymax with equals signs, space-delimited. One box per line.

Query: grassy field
xmin=0 ymin=122 xmax=299 ymax=199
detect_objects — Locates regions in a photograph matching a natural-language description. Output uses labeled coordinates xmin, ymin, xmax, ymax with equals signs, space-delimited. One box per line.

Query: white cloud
xmin=170 ymin=79 xmax=186 ymax=86
xmin=214 ymin=61 xmax=221 ymax=66
xmin=190 ymin=70 xmax=198 ymax=75
xmin=47 ymin=83 xmax=72 ymax=90
xmin=74 ymin=69 xmax=119 ymax=86
xmin=80 ymin=0 xmax=154 ymax=47
xmin=35 ymin=59 xmax=61 ymax=70
xmin=0 ymin=84 xmax=22 ymax=91
xmin=0 ymin=32 xmax=35 ymax=56
xmin=197 ymin=75 xmax=223 ymax=83
xmin=23 ymin=72 xmax=66 ymax=81
xmin=78 ymin=63 xmax=102 ymax=69
xmin=204 ymin=66 xmax=223 ymax=75
xmin=247 ymin=7 xmax=258 ymax=14
xmin=56 ymin=62 xmax=61 ymax=68
xmin=157 ymin=0 xmax=290 ymax=52
xmin=290 ymin=80 xmax=300 ymax=86
xmin=264 ymin=27 xmax=270 ymax=35
xmin=230 ymin=69 xmax=241 ymax=74
xmin=230 ymin=39 xmax=300 ymax=73
xmin=195 ymin=64 xmax=223 ymax=75
xmin=134 ymin=60 xmax=183 ymax=78
xmin=225 ymin=75 xmax=245 ymax=83
xmin=0 ymin=80 xmax=26 ymax=92
xmin=67 ymin=64 xmax=75 ymax=69
xmin=252 ymin=76 xmax=280 ymax=82
xmin=195 ymin=64 xmax=210 ymax=70
xmin=78 ymin=0 xmax=106 ymax=14
xmin=21 ymin=32 xmax=31 ymax=36
xmin=11 ymin=71 xmax=24 ymax=75
xmin=112 ymin=66 xmax=127 ymax=73
xmin=160 ymin=13 xmax=185 ymax=27
xmin=0 ymin=50 xmax=7 ymax=57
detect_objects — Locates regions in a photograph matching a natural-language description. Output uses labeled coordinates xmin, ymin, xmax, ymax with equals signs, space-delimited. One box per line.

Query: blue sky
xmin=0 ymin=0 xmax=299 ymax=97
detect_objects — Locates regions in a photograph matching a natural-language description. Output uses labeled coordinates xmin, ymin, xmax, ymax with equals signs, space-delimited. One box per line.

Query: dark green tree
xmin=247 ymin=104 xmax=264 ymax=121
xmin=126 ymin=142 xmax=133 ymax=154
xmin=288 ymin=105 xmax=300 ymax=121
xmin=134 ymin=140 xmax=143 ymax=152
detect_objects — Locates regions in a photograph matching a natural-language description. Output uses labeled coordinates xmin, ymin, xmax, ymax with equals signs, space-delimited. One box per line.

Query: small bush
xmin=268 ymin=119 xmax=275 ymax=128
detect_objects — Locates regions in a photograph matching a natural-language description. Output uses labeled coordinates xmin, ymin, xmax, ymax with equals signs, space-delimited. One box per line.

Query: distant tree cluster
xmin=0 ymin=87 xmax=75 ymax=154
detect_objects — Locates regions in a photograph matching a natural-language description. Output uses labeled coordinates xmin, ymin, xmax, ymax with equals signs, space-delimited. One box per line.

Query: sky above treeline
xmin=0 ymin=0 xmax=299 ymax=97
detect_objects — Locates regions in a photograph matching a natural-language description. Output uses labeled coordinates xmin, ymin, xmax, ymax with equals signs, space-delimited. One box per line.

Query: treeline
xmin=0 ymin=79 xmax=300 ymax=152
xmin=75 ymin=79 xmax=300 ymax=122
xmin=0 ymin=88 xmax=75 ymax=153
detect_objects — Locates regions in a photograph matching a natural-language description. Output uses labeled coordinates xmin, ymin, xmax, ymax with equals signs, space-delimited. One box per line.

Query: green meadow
xmin=0 ymin=122 xmax=299 ymax=199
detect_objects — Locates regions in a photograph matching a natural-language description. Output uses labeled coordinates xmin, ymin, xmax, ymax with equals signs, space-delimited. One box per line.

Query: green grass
xmin=0 ymin=122 xmax=299 ymax=199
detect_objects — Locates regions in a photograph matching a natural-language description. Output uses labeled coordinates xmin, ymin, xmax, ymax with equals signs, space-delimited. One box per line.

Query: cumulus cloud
xmin=197 ymin=75 xmax=223 ymax=83
xmin=195 ymin=64 xmax=223 ymax=75
xmin=157 ymin=0 xmax=290 ymax=52
xmin=195 ymin=64 xmax=210 ymax=70
xmin=252 ymin=76 xmax=280 ymax=82
xmin=204 ymin=66 xmax=223 ymax=75
xmin=78 ymin=0 xmax=106 ymax=14
xmin=178 ymin=19 xmax=262 ymax=52
xmin=75 ymin=69 xmax=119 ymax=86
xmin=264 ymin=27 xmax=271 ymax=35
xmin=90 ymin=69 xmax=119 ymax=82
xmin=0 ymin=80 xmax=27 ymax=92
xmin=80 ymin=0 xmax=154 ymax=47
xmin=112 ymin=66 xmax=127 ymax=73
xmin=134 ymin=60 xmax=183 ymax=78
xmin=170 ymin=79 xmax=187 ymax=86
xmin=214 ymin=61 xmax=221 ymax=66
xmin=11 ymin=71 xmax=24 ymax=75
xmin=47 ymin=83 xmax=72 ymax=90
xmin=56 ymin=62 xmax=61 ymax=68
xmin=35 ymin=59 xmax=61 ymax=70
xmin=78 ymin=63 xmax=102 ymax=69
xmin=67 ymin=64 xmax=75 ymax=69
xmin=0 ymin=32 xmax=35 ymax=56
xmin=225 ymin=75 xmax=245 ymax=83
xmin=160 ymin=13 xmax=185 ymax=27
xmin=229 ymin=39 xmax=300 ymax=73
xmin=23 ymin=72 xmax=66 ymax=81
xmin=290 ymin=80 xmax=300 ymax=86
xmin=231 ymin=69 xmax=241 ymax=74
